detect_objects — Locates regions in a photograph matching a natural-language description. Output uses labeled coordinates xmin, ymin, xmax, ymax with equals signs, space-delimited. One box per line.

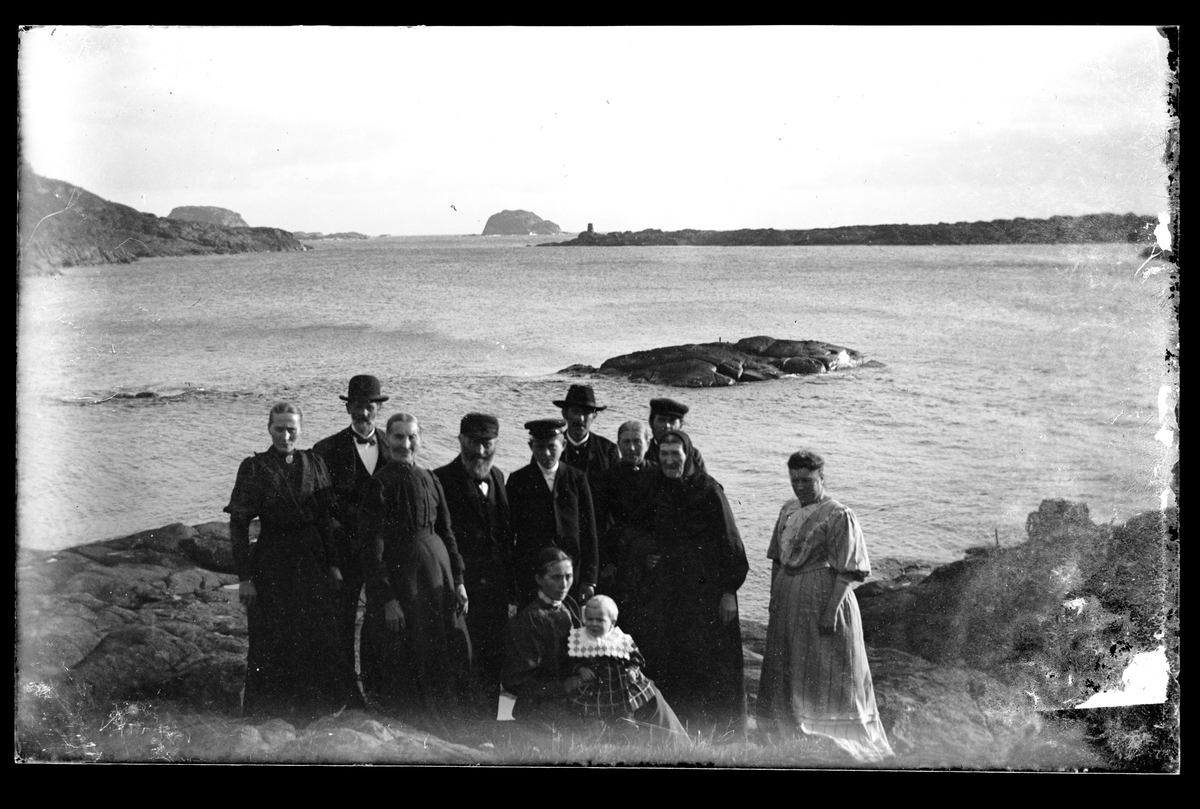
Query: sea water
xmin=16 ymin=236 xmax=1174 ymax=622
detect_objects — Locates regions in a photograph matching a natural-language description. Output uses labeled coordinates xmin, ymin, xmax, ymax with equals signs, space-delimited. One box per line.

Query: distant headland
xmin=482 ymin=209 xmax=561 ymax=236
xmin=542 ymin=213 xmax=1158 ymax=247
xmin=18 ymin=165 xmax=304 ymax=275
xmin=292 ymin=231 xmax=372 ymax=241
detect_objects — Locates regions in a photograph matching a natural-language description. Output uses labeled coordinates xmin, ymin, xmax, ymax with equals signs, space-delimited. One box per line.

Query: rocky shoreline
xmin=18 ymin=165 xmax=305 ymax=275
xmin=540 ymin=213 xmax=1158 ymax=248
xmin=16 ymin=500 xmax=1177 ymax=768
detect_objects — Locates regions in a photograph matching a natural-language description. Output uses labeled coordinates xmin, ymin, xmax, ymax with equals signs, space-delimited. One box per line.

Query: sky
xmin=18 ymin=26 xmax=1174 ymax=236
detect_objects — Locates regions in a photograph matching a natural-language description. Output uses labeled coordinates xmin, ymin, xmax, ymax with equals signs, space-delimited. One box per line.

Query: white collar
xmin=565 ymin=432 xmax=589 ymax=448
xmin=568 ymin=626 xmax=636 ymax=659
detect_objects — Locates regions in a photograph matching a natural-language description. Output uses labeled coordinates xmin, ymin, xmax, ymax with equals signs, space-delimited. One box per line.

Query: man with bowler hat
xmin=313 ymin=374 xmax=394 ymax=696
xmin=507 ymin=418 xmax=599 ymax=604
xmin=554 ymin=384 xmax=619 ymax=494
xmin=645 ymin=397 xmax=708 ymax=475
xmin=433 ymin=413 xmax=514 ymax=713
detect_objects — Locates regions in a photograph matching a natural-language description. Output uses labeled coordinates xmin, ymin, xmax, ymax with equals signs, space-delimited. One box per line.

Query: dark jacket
xmin=562 ymin=432 xmax=620 ymax=491
xmin=312 ymin=426 xmax=394 ymax=565
xmin=507 ymin=462 xmax=599 ymax=589
xmin=432 ymin=457 xmax=513 ymax=594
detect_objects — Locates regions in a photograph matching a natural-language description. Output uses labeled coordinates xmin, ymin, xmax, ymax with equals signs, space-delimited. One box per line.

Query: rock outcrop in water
xmin=562 ymin=335 xmax=878 ymax=387
xmin=18 ymin=164 xmax=305 ymax=275
xmin=15 ymin=501 xmax=1177 ymax=767
xmin=482 ymin=209 xmax=562 ymax=236
xmin=167 ymin=206 xmax=250 ymax=228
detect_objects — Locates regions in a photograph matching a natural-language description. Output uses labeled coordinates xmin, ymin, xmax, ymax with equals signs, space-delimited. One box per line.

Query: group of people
xmin=225 ymin=375 xmax=894 ymax=761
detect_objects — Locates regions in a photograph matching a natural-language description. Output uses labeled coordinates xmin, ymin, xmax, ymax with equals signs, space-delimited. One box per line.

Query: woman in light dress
xmin=757 ymin=449 xmax=894 ymax=763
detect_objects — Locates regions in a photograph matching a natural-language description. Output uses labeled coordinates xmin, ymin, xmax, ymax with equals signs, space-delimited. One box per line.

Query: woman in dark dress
xmin=501 ymin=548 xmax=585 ymax=729
xmin=502 ymin=547 xmax=685 ymax=741
xmin=358 ymin=413 xmax=471 ymax=729
xmin=637 ymin=429 xmax=749 ymax=737
xmin=225 ymin=402 xmax=359 ymax=721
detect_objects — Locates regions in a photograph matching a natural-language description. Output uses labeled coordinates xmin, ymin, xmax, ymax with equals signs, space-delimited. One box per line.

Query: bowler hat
xmin=460 ymin=412 xmax=500 ymax=439
xmin=553 ymin=384 xmax=606 ymax=412
xmin=525 ymin=418 xmax=567 ymax=440
xmin=339 ymin=375 xmax=390 ymax=403
xmin=649 ymin=397 xmax=689 ymax=419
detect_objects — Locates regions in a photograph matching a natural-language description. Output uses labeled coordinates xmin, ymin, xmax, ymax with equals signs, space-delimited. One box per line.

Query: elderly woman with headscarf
xmin=756 ymin=449 xmax=894 ymax=762
xmin=636 ymin=429 xmax=749 ymax=737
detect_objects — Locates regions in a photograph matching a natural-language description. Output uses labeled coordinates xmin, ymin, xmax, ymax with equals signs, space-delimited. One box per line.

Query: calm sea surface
xmin=16 ymin=237 xmax=1173 ymax=622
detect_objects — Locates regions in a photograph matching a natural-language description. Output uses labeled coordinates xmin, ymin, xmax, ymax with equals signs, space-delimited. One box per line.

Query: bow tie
xmin=354 ymin=433 xmax=376 ymax=446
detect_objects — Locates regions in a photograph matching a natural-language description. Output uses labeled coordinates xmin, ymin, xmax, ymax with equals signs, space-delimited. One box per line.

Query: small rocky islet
xmin=16 ymin=500 xmax=1177 ymax=767
xmin=561 ymin=335 xmax=883 ymax=388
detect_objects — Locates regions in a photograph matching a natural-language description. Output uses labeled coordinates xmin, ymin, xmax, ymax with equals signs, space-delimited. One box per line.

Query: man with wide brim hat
xmin=645 ymin=397 xmax=708 ymax=475
xmin=313 ymin=374 xmax=395 ymax=699
xmin=433 ymin=412 xmax=513 ymax=717
xmin=506 ymin=417 xmax=599 ymax=604
xmin=553 ymin=384 xmax=619 ymax=498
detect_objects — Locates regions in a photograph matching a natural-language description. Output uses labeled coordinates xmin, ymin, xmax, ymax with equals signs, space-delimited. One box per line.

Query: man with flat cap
xmin=313 ymin=375 xmax=395 ymax=694
xmin=554 ymin=384 xmax=620 ymax=494
xmin=506 ymin=418 xmax=599 ymax=605
xmin=645 ymin=397 xmax=708 ymax=475
xmin=433 ymin=413 xmax=514 ymax=714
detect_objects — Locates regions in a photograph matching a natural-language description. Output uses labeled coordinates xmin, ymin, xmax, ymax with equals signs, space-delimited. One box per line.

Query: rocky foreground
xmin=15 ymin=501 xmax=1177 ymax=768
xmin=561 ymin=335 xmax=880 ymax=388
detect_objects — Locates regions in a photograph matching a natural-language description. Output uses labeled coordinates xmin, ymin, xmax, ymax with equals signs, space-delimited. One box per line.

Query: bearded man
xmin=433 ymin=413 xmax=513 ymax=713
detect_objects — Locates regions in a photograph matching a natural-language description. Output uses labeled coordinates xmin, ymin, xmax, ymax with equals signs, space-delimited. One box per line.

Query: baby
xmin=567 ymin=595 xmax=658 ymax=719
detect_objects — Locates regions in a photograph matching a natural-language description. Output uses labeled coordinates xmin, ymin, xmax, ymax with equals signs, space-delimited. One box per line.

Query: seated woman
xmin=568 ymin=595 xmax=685 ymax=742
xmin=756 ymin=449 xmax=894 ymax=763
xmin=501 ymin=548 xmax=684 ymax=742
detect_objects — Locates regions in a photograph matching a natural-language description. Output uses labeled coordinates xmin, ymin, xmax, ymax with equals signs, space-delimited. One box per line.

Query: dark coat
xmin=312 ymin=425 xmax=395 ymax=563
xmin=432 ymin=457 xmax=513 ymax=585
xmin=638 ymin=431 xmax=747 ymax=734
xmin=507 ymin=462 xmax=599 ymax=590
xmin=433 ymin=456 xmax=515 ymax=692
xmin=562 ymin=432 xmax=620 ymax=492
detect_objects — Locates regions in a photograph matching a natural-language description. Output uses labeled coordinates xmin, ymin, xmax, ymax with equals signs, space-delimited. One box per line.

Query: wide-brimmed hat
xmin=339 ymin=375 xmax=390 ymax=403
xmin=525 ymin=418 xmax=567 ymax=440
xmin=553 ymin=384 xmax=606 ymax=412
xmin=460 ymin=412 xmax=500 ymax=439
xmin=649 ymin=397 xmax=689 ymax=419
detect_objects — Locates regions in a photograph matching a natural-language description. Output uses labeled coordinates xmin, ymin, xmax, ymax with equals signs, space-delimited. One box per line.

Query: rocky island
xmin=482 ymin=209 xmax=562 ymax=236
xmin=292 ymin=231 xmax=372 ymax=241
xmin=167 ymin=206 xmax=250 ymax=228
xmin=541 ymin=213 xmax=1158 ymax=248
xmin=18 ymin=164 xmax=305 ymax=275
xmin=561 ymin=335 xmax=878 ymax=388
xmin=15 ymin=500 xmax=1177 ymax=768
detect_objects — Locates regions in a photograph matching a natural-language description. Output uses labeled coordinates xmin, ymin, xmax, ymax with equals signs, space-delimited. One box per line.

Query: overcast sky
xmin=18 ymin=26 xmax=1173 ymax=236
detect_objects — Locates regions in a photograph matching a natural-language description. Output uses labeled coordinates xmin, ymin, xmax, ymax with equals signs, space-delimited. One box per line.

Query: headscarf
xmin=655 ymin=428 xmax=698 ymax=481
